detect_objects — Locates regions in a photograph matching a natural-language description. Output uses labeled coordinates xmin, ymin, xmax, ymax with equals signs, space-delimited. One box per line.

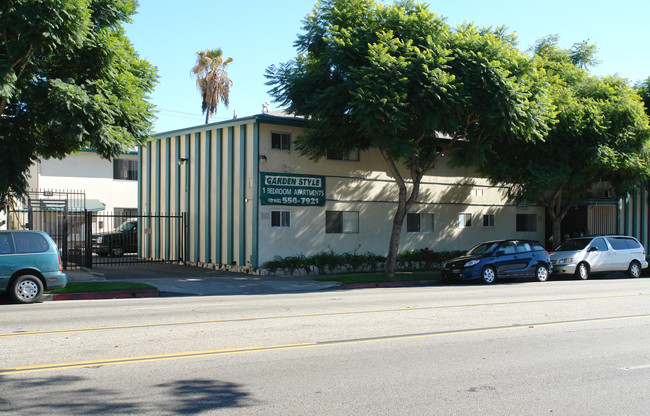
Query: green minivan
xmin=0 ymin=230 xmax=67 ymax=303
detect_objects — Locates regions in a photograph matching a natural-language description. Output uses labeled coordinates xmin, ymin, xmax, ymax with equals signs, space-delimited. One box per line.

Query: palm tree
xmin=191 ymin=49 xmax=233 ymax=124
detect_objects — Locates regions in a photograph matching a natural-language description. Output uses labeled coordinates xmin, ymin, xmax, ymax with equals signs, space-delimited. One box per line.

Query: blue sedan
xmin=441 ymin=240 xmax=552 ymax=284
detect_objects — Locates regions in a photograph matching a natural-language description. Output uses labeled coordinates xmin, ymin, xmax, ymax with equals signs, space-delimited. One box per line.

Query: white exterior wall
xmin=256 ymin=123 xmax=545 ymax=264
xmin=32 ymin=151 xmax=138 ymax=212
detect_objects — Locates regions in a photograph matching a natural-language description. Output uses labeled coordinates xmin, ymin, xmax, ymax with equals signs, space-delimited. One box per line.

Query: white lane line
xmin=619 ymin=364 xmax=650 ymax=371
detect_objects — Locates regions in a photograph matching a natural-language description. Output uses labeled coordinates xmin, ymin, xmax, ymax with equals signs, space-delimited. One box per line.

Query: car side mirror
xmin=496 ymin=250 xmax=505 ymax=257
xmin=588 ymin=247 xmax=598 ymax=252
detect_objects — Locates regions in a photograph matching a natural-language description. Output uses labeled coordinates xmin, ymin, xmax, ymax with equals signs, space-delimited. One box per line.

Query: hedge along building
xmin=138 ymin=112 xmax=546 ymax=272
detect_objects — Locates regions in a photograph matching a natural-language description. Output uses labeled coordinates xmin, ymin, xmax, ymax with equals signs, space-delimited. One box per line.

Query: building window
xmin=326 ymin=211 xmax=359 ymax=233
xmin=271 ymin=210 xmax=291 ymax=228
xmin=271 ymin=132 xmax=291 ymax=150
xmin=458 ymin=213 xmax=472 ymax=228
xmin=483 ymin=214 xmax=495 ymax=227
xmin=326 ymin=148 xmax=360 ymax=161
xmin=113 ymin=159 xmax=138 ymax=180
xmin=407 ymin=213 xmax=434 ymax=233
xmin=516 ymin=214 xmax=537 ymax=232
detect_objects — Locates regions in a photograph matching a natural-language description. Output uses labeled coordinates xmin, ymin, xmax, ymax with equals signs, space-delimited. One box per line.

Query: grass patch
xmin=315 ymin=270 xmax=442 ymax=284
xmin=46 ymin=281 xmax=157 ymax=294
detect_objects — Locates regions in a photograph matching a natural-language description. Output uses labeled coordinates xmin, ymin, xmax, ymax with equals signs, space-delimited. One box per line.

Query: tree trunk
xmin=546 ymin=186 xmax=574 ymax=249
xmin=381 ymin=150 xmax=427 ymax=277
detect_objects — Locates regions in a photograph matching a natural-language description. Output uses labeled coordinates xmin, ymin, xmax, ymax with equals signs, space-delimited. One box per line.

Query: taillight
xmin=58 ymin=253 xmax=62 ymax=271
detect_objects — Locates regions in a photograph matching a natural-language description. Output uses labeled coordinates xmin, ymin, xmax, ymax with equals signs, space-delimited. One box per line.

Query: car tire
xmin=575 ymin=262 xmax=589 ymax=280
xmin=627 ymin=261 xmax=642 ymax=278
xmin=535 ymin=264 xmax=549 ymax=282
xmin=110 ymin=246 xmax=124 ymax=258
xmin=10 ymin=274 xmax=44 ymax=304
xmin=481 ymin=266 xmax=496 ymax=284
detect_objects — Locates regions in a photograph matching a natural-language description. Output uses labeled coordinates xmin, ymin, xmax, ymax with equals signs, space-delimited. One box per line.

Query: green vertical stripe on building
xmin=239 ymin=126 xmax=246 ymax=266
xmin=165 ymin=138 xmax=171 ymax=260
xmin=204 ymin=130 xmax=212 ymax=263
xmin=137 ymin=145 xmax=143 ymax=258
xmin=252 ymin=122 xmax=259 ymax=267
xmin=227 ymin=126 xmax=234 ymax=265
xmin=215 ymin=129 xmax=223 ymax=264
xmin=640 ymin=183 xmax=645 ymax=247
xmin=146 ymin=142 xmax=152 ymax=258
xmin=194 ymin=132 xmax=201 ymax=263
xmin=185 ymin=134 xmax=191 ymax=262
xmin=155 ymin=140 xmax=161 ymax=259
xmin=624 ymin=193 xmax=629 ymax=235
xmin=633 ymin=185 xmax=638 ymax=238
xmin=175 ymin=136 xmax=181 ymax=260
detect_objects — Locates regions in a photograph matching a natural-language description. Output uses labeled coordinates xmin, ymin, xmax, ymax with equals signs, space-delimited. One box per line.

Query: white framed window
xmin=326 ymin=148 xmax=360 ymax=161
xmin=483 ymin=214 xmax=495 ymax=227
xmin=516 ymin=213 xmax=537 ymax=232
xmin=458 ymin=212 xmax=472 ymax=228
xmin=326 ymin=211 xmax=359 ymax=233
xmin=271 ymin=132 xmax=291 ymax=150
xmin=407 ymin=213 xmax=435 ymax=233
xmin=113 ymin=159 xmax=138 ymax=180
xmin=271 ymin=210 xmax=291 ymax=228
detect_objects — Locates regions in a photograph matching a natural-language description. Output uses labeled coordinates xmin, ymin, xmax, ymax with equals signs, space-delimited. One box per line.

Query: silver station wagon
xmin=0 ymin=230 xmax=67 ymax=303
xmin=550 ymin=235 xmax=648 ymax=279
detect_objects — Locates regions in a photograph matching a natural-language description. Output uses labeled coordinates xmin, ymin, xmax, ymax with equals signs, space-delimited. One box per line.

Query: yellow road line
xmin=2 ymin=314 xmax=649 ymax=376
xmin=1 ymin=293 xmax=648 ymax=340
xmin=1 ymin=293 xmax=648 ymax=338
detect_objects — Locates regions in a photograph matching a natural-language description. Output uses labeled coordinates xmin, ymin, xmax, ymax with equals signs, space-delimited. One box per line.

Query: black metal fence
xmin=90 ymin=212 xmax=186 ymax=267
xmin=6 ymin=191 xmax=185 ymax=269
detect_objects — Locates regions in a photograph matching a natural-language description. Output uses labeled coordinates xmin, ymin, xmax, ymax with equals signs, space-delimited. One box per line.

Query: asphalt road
xmin=2 ymin=278 xmax=650 ymax=415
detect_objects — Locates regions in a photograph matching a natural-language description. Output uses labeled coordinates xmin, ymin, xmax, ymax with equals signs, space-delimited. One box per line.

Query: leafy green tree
xmin=0 ymin=0 xmax=157 ymax=209
xmin=637 ymin=76 xmax=650 ymax=116
xmin=266 ymin=0 xmax=553 ymax=276
xmin=461 ymin=36 xmax=650 ymax=247
xmin=191 ymin=48 xmax=233 ymax=124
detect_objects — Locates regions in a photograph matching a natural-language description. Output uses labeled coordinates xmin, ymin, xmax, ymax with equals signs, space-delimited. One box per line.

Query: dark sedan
xmin=441 ymin=240 xmax=552 ymax=284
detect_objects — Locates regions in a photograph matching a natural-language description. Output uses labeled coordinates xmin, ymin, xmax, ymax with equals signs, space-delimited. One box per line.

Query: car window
xmin=467 ymin=242 xmax=500 ymax=256
xmin=0 ymin=233 xmax=15 ymax=254
xmin=13 ymin=233 xmax=50 ymax=254
xmin=531 ymin=242 xmax=545 ymax=251
xmin=501 ymin=242 xmax=516 ymax=255
xmin=590 ymin=238 xmax=608 ymax=251
xmin=623 ymin=238 xmax=641 ymax=249
xmin=555 ymin=238 xmax=591 ymax=251
xmin=606 ymin=237 xmax=630 ymax=250
xmin=515 ymin=241 xmax=531 ymax=253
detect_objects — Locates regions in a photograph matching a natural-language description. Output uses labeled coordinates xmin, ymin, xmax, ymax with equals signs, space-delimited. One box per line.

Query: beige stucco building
xmin=139 ymin=112 xmax=546 ymax=269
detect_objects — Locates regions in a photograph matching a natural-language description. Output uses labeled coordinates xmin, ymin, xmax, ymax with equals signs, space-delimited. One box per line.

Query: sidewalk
xmin=45 ymin=264 xmax=343 ymax=300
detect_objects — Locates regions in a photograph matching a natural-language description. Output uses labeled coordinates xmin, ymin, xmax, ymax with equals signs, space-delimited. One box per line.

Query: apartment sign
xmin=260 ymin=173 xmax=326 ymax=206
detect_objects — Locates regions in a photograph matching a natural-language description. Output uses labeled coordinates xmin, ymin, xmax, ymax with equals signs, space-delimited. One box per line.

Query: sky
xmin=125 ymin=0 xmax=650 ymax=134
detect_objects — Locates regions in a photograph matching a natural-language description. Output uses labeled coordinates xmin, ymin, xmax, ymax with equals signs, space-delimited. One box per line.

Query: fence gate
xmin=89 ymin=212 xmax=186 ymax=268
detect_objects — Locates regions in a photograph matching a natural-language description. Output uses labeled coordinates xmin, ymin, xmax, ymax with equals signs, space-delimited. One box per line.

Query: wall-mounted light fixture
xmin=178 ymin=157 xmax=188 ymax=166
xmin=258 ymin=154 xmax=267 ymax=161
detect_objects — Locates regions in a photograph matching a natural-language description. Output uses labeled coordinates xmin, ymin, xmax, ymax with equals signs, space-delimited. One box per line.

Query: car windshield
xmin=116 ymin=220 xmax=135 ymax=232
xmin=555 ymin=238 xmax=591 ymax=251
xmin=467 ymin=242 xmax=501 ymax=256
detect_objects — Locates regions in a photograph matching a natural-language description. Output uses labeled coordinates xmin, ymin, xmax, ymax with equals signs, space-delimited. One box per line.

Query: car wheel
xmin=575 ymin=262 xmax=589 ymax=280
xmin=481 ymin=266 xmax=496 ymax=284
xmin=10 ymin=274 xmax=44 ymax=304
xmin=110 ymin=246 xmax=124 ymax=257
xmin=535 ymin=264 xmax=549 ymax=282
xmin=627 ymin=261 xmax=642 ymax=278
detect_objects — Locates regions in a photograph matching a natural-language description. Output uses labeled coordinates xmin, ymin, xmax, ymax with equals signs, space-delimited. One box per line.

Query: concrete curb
xmin=342 ymin=280 xmax=437 ymax=289
xmin=47 ymin=290 xmax=160 ymax=301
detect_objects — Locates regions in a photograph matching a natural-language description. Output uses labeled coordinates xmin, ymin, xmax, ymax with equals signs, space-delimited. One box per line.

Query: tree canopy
xmin=458 ymin=36 xmax=650 ymax=246
xmin=266 ymin=0 xmax=554 ymax=276
xmin=0 ymin=0 xmax=157 ymax=209
xmin=191 ymin=48 xmax=233 ymax=124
